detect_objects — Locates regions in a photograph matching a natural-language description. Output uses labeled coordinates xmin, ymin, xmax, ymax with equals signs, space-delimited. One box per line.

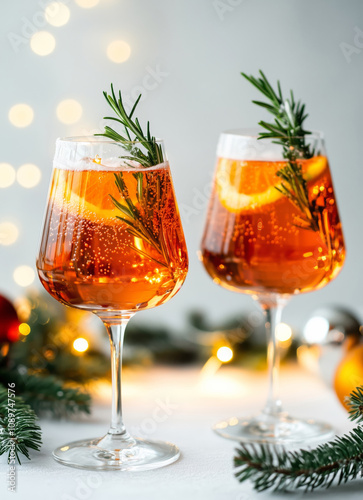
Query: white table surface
xmin=1 ymin=365 xmax=362 ymax=500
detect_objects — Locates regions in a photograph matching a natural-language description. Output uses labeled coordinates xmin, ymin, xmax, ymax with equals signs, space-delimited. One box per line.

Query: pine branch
xmin=0 ymin=384 xmax=42 ymax=464
xmin=241 ymin=70 xmax=320 ymax=232
xmin=234 ymin=385 xmax=363 ymax=492
xmin=0 ymin=370 xmax=90 ymax=418
xmin=347 ymin=386 xmax=363 ymax=423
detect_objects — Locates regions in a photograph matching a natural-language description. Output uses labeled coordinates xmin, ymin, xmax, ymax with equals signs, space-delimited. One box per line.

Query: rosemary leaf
xmin=242 ymin=70 xmax=320 ymax=231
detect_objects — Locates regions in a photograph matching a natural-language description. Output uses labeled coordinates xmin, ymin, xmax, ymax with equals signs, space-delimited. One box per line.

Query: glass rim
xmin=56 ymin=135 xmax=164 ymax=145
xmin=221 ymin=128 xmax=324 ymax=140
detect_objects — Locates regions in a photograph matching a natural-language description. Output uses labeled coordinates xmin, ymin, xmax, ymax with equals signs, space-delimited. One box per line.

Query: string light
xmin=30 ymin=31 xmax=56 ymax=56
xmin=73 ymin=337 xmax=89 ymax=353
xmin=0 ymin=163 xmax=16 ymax=187
xmin=106 ymin=40 xmax=131 ymax=63
xmin=75 ymin=0 xmax=99 ymax=8
xmin=8 ymin=104 xmax=34 ymax=128
xmin=13 ymin=266 xmax=35 ymax=287
xmin=276 ymin=323 xmax=292 ymax=342
xmin=216 ymin=346 xmax=233 ymax=363
xmin=45 ymin=2 xmax=70 ymax=27
xmin=0 ymin=222 xmax=19 ymax=246
xmin=17 ymin=164 xmax=42 ymax=188
xmin=19 ymin=323 xmax=31 ymax=336
xmin=56 ymin=99 xmax=83 ymax=124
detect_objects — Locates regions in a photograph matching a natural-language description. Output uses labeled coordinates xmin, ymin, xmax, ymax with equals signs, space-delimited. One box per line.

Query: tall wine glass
xmin=200 ymin=130 xmax=345 ymax=445
xmin=37 ymin=137 xmax=188 ymax=470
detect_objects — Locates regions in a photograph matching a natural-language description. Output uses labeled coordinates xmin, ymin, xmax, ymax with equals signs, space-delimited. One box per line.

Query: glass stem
xmin=259 ymin=298 xmax=285 ymax=417
xmin=103 ymin=314 xmax=133 ymax=436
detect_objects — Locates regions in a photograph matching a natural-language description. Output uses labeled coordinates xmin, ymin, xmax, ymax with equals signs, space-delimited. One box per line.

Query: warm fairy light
xmin=73 ymin=337 xmax=89 ymax=353
xmin=0 ymin=163 xmax=16 ymax=188
xmin=13 ymin=265 xmax=35 ymax=287
xmin=75 ymin=0 xmax=99 ymax=8
xmin=216 ymin=346 xmax=233 ymax=363
xmin=17 ymin=163 xmax=42 ymax=188
xmin=56 ymin=99 xmax=83 ymax=124
xmin=303 ymin=317 xmax=330 ymax=344
xmin=8 ymin=104 xmax=34 ymax=128
xmin=30 ymin=31 xmax=56 ymax=56
xmin=0 ymin=222 xmax=19 ymax=246
xmin=276 ymin=323 xmax=292 ymax=342
xmin=19 ymin=323 xmax=31 ymax=336
xmin=106 ymin=40 xmax=131 ymax=63
xmin=45 ymin=2 xmax=70 ymax=27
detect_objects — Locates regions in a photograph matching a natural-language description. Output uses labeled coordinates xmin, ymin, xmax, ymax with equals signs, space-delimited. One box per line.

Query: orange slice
xmin=215 ymin=155 xmax=327 ymax=213
xmin=52 ymin=163 xmax=137 ymax=223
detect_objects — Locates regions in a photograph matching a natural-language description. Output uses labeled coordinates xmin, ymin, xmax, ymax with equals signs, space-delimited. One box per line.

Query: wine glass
xmin=200 ymin=130 xmax=345 ymax=445
xmin=37 ymin=137 xmax=188 ymax=470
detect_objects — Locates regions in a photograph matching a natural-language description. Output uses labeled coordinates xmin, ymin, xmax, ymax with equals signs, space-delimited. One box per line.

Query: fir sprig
xmin=0 ymin=371 xmax=90 ymax=418
xmin=96 ymin=85 xmax=172 ymax=270
xmin=347 ymin=386 xmax=363 ymax=423
xmin=241 ymin=70 xmax=320 ymax=232
xmin=234 ymin=385 xmax=363 ymax=492
xmin=0 ymin=385 xmax=42 ymax=464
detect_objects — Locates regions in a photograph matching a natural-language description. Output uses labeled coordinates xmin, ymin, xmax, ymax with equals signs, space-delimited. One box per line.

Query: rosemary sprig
xmin=241 ymin=70 xmax=320 ymax=232
xmin=96 ymin=85 xmax=171 ymax=270
xmin=96 ymin=84 xmax=164 ymax=167
xmin=234 ymin=385 xmax=363 ymax=492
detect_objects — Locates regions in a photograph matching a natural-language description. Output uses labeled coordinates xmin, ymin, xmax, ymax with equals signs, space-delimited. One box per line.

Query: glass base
xmin=52 ymin=433 xmax=180 ymax=471
xmin=213 ymin=411 xmax=334 ymax=445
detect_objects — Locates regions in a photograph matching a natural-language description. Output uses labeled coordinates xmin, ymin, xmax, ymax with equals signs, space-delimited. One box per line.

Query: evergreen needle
xmin=0 ymin=384 xmax=42 ymax=464
xmin=234 ymin=385 xmax=363 ymax=492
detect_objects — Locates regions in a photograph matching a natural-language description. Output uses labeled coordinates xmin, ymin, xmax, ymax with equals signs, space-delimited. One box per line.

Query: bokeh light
xmin=106 ymin=40 xmax=131 ymax=63
xmin=30 ymin=31 xmax=56 ymax=56
xmin=45 ymin=2 xmax=70 ymax=27
xmin=17 ymin=164 xmax=42 ymax=188
xmin=73 ymin=337 xmax=89 ymax=353
xmin=0 ymin=163 xmax=16 ymax=188
xmin=276 ymin=322 xmax=292 ymax=342
xmin=0 ymin=222 xmax=19 ymax=246
xmin=13 ymin=266 xmax=35 ymax=287
xmin=8 ymin=104 xmax=34 ymax=128
xmin=216 ymin=346 xmax=233 ymax=363
xmin=75 ymin=0 xmax=99 ymax=8
xmin=56 ymin=99 xmax=83 ymax=124
xmin=303 ymin=317 xmax=330 ymax=344
xmin=19 ymin=323 xmax=31 ymax=336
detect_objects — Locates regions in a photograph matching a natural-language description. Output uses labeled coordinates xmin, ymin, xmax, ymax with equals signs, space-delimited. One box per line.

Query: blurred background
xmin=1 ymin=0 xmax=362 ymax=333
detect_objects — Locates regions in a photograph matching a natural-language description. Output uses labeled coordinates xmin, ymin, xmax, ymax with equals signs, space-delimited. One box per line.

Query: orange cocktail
xmin=201 ymin=155 xmax=345 ymax=296
xmin=38 ymin=160 xmax=188 ymax=312
xmin=37 ymin=135 xmax=188 ymax=471
xmin=200 ymin=129 xmax=345 ymax=445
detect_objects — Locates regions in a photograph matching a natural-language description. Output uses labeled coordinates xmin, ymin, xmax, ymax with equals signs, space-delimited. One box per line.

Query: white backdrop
xmin=1 ymin=0 xmax=362 ymax=332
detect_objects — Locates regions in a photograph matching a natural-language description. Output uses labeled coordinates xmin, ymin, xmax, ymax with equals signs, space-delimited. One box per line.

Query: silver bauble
xmin=301 ymin=306 xmax=362 ymax=386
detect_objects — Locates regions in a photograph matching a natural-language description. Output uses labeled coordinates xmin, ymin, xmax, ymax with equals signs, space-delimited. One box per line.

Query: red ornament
xmin=0 ymin=294 xmax=20 ymax=344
